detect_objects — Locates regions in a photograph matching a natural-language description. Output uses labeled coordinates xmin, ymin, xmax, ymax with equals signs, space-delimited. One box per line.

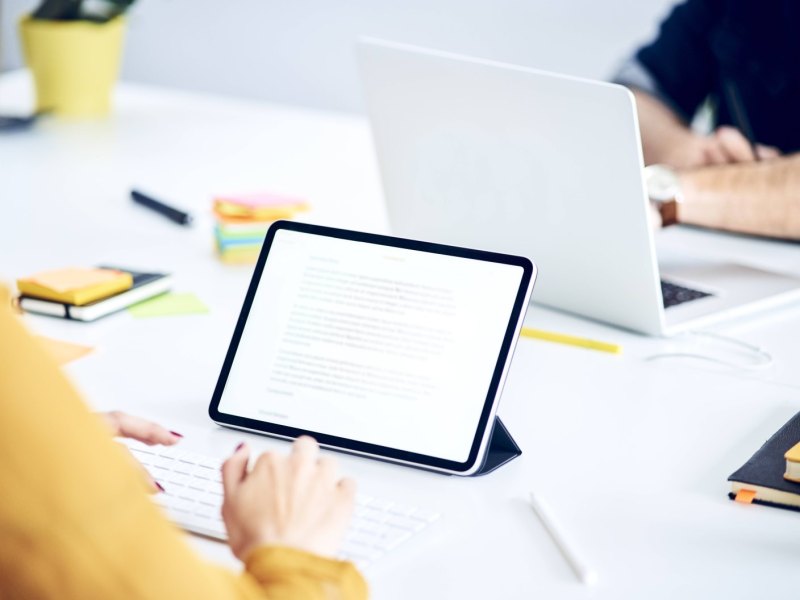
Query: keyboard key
xmin=130 ymin=446 xmax=156 ymax=456
xmin=366 ymin=498 xmax=394 ymax=511
xmin=361 ymin=509 xmax=387 ymax=525
xmin=194 ymin=506 xmax=217 ymax=518
xmin=387 ymin=504 xmax=415 ymax=518
xmin=384 ymin=515 xmax=418 ymax=531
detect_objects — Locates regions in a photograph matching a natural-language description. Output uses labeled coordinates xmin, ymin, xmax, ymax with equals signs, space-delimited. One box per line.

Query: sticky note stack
xmin=17 ymin=267 xmax=133 ymax=305
xmin=213 ymin=193 xmax=309 ymax=264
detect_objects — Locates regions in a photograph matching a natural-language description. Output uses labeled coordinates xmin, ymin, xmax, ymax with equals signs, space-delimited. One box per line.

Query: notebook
xmin=19 ymin=267 xmax=171 ymax=322
xmin=728 ymin=411 xmax=800 ymax=511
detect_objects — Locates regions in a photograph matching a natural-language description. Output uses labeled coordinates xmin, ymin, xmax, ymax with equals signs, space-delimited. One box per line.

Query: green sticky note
xmin=128 ymin=292 xmax=209 ymax=318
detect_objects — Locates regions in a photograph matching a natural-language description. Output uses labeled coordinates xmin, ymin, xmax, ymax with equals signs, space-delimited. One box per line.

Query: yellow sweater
xmin=0 ymin=287 xmax=367 ymax=600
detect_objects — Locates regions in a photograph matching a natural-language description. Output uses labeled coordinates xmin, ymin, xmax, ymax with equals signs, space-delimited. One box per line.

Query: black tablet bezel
xmin=209 ymin=220 xmax=534 ymax=473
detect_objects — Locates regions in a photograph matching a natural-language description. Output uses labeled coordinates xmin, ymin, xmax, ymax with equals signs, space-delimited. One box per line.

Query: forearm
xmin=678 ymin=154 xmax=800 ymax=238
xmin=632 ymin=90 xmax=695 ymax=167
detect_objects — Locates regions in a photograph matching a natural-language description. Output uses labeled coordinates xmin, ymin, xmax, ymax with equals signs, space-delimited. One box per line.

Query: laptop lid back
xmin=358 ymin=38 xmax=665 ymax=335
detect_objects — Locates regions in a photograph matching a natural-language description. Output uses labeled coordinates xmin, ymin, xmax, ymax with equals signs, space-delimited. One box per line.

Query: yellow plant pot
xmin=19 ymin=16 xmax=125 ymax=118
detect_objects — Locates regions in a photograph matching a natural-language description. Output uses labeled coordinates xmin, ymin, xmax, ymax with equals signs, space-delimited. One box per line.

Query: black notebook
xmin=728 ymin=411 xmax=800 ymax=512
xmin=18 ymin=266 xmax=171 ymax=322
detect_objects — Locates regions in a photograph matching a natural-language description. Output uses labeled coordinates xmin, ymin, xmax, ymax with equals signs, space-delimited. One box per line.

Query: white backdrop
xmin=1 ymin=0 xmax=677 ymax=113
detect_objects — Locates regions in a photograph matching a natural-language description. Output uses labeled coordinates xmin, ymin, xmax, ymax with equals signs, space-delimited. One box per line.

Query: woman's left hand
xmin=101 ymin=411 xmax=183 ymax=445
xmin=101 ymin=411 xmax=183 ymax=493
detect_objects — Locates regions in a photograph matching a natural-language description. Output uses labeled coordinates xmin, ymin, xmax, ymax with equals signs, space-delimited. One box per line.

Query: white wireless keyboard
xmin=123 ymin=439 xmax=440 ymax=570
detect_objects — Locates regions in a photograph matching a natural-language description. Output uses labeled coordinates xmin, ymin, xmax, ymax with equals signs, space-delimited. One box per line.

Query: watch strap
xmin=658 ymin=199 xmax=679 ymax=227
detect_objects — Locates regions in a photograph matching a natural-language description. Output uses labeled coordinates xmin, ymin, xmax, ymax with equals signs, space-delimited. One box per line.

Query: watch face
xmin=644 ymin=164 xmax=680 ymax=202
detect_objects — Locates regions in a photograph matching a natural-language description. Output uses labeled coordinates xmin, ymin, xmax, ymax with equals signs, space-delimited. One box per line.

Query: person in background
xmin=0 ymin=284 xmax=367 ymax=599
xmin=614 ymin=0 xmax=800 ymax=239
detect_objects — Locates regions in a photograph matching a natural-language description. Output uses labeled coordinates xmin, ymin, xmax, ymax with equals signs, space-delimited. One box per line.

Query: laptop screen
xmin=215 ymin=225 xmax=528 ymax=464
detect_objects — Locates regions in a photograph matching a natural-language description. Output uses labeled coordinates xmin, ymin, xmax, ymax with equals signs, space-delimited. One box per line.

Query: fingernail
xmin=170 ymin=431 xmax=184 ymax=438
xmin=155 ymin=481 xmax=165 ymax=493
xmin=235 ymin=442 xmax=245 ymax=452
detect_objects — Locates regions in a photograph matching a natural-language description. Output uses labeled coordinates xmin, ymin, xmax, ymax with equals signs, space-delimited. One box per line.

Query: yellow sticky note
xmin=35 ymin=335 xmax=93 ymax=365
xmin=217 ymin=246 xmax=261 ymax=265
xmin=19 ymin=267 xmax=132 ymax=305
xmin=785 ymin=442 xmax=800 ymax=463
xmin=30 ymin=268 xmax=124 ymax=293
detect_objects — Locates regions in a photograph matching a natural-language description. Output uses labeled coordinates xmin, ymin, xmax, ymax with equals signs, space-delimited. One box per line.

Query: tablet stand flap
xmin=470 ymin=417 xmax=521 ymax=477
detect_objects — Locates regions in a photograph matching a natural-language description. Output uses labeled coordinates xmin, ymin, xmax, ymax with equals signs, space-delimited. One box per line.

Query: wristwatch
xmin=644 ymin=164 xmax=681 ymax=227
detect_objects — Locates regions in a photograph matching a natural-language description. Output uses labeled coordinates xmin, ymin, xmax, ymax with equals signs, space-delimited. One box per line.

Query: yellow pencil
xmin=520 ymin=327 xmax=622 ymax=355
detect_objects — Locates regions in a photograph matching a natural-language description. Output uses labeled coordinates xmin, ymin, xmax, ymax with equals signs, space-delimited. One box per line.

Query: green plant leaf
xmin=32 ymin=0 xmax=82 ymax=20
xmin=33 ymin=0 xmax=136 ymax=22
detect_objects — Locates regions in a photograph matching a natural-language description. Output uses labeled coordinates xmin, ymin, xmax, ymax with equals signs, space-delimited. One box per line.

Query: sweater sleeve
xmin=0 ymin=284 xmax=367 ymax=600
xmin=245 ymin=547 xmax=368 ymax=600
xmin=614 ymin=0 xmax=722 ymax=121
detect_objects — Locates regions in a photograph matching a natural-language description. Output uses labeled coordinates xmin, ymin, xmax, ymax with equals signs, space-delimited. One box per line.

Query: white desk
xmin=3 ymin=70 xmax=800 ymax=599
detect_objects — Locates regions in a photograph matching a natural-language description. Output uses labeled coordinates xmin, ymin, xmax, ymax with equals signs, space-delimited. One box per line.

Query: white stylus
xmin=528 ymin=492 xmax=599 ymax=586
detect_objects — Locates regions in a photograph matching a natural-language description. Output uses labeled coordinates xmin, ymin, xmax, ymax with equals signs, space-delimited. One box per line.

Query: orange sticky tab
xmin=735 ymin=489 xmax=757 ymax=504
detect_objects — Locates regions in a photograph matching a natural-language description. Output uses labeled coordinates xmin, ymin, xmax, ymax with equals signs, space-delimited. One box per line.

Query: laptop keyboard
xmin=122 ymin=439 xmax=440 ymax=570
xmin=661 ymin=280 xmax=713 ymax=308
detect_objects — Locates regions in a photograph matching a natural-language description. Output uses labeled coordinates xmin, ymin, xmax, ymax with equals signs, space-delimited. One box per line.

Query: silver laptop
xmin=357 ymin=38 xmax=800 ymax=336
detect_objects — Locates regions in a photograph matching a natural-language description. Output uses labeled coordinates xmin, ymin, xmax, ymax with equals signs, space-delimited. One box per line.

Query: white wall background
xmin=1 ymin=0 xmax=677 ymax=113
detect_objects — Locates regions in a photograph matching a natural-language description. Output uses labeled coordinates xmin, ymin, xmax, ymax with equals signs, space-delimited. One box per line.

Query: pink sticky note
xmin=215 ymin=193 xmax=307 ymax=210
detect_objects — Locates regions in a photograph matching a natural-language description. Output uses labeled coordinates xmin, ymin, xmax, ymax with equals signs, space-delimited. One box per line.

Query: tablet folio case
xmin=470 ymin=417 xmax=521 ymax=476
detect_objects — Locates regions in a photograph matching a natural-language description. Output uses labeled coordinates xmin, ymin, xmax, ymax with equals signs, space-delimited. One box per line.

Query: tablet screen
xmin=213 ymin=223 xmax=531 ymax=467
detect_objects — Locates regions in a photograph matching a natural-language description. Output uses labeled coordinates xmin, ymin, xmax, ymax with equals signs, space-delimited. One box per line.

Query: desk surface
xmin=3 ymin=70 xmax=800 ymax=599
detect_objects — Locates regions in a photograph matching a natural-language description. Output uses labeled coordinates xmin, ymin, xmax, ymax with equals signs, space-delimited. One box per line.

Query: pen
xmin=722 ymin=79 xmax=760 ymax=162
xmin=520 ymin=327 xmax=622 ymax=355
xmin=131 ymin=189 xmax=194 ymax=226
xmin=528 ymin=492 xmax=598 ymax=586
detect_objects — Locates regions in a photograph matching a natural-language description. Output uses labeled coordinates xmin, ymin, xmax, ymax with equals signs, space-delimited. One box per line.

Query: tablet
xmin=209 ymin=221 xmax=536 ymax=475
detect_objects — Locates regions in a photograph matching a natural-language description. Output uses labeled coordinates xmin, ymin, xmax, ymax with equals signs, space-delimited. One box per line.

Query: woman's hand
xmin=221 ymin=436 xmax=356 ymax=561
xmin=101 ymin=411 xmax=182 ymax=493
xmin=101 ymin=410 xmax=183 ymax=445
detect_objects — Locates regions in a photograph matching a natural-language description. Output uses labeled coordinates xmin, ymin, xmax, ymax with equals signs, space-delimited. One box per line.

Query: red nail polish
xmin=170 ymin=431 xmax=183 ymax=438
xmin=235 ymin=442 xmax=244 ymax=452
xmin=155 ymin=481 xmax=165 ymax=493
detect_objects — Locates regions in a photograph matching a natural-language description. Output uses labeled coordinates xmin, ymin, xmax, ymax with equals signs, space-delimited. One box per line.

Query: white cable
xmin=644 ymin=329 xmax=773 ymax=371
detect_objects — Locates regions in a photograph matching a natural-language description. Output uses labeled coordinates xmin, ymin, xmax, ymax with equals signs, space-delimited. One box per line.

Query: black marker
xmin=131 ymin=189 xmax=194 ymax=226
